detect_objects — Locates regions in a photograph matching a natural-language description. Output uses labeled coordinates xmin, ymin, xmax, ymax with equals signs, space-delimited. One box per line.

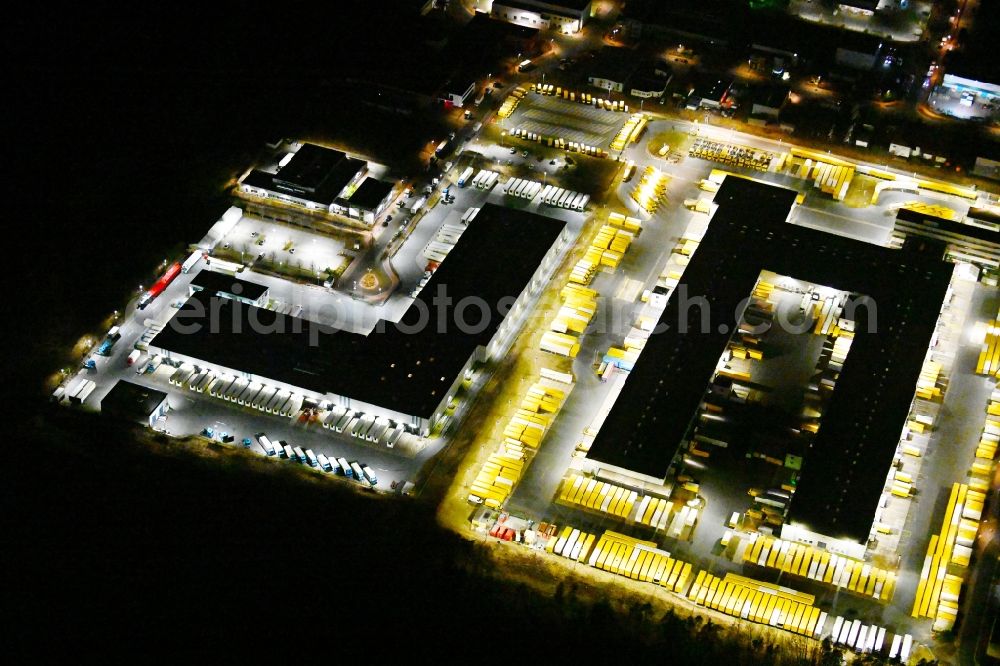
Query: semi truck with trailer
xmin=337 ymin=457 xmax=353 ymax=478
xmin=362 ymin=465 xmax=378 ymax=486
xmin=255 ymin=433 xmax=276 ymax=457
xmin=138 ymin=261 xmax=182 ymax=310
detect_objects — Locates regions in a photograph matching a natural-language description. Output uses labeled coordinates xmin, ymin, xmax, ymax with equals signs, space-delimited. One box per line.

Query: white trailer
xmin=351 ymin=417 xmax=368 ymax=438
xmin=323 ymin=407 xmax=345 ymax=428
xmin=318 ymin=454 xmax=333 ymax=472
xmin=485 ymin=172 xmax=499 ymax=189
xmin=76 ymin=381 xmax=98 ymax=404
xmin=226 ymin=378 xmax=248 ymax=401
xmin=266 ymin=390 xmax=287 ymax=413
xmin=362 ymin=465 xmax=378 ymax=486
xmin=457 ymin=167 xmax=474 ymax=187
xmin=254 ymin=386 xmax=276 ymax=410
xmin=239 ymin=382 xmax=262 ymax=405
xmin=256 ymin=434 xmax=276 ymax=457
xmin=168 ymin=366 xmax=185 ymax=386
xmin=335 ymin=410 xmax=354 ymax=432
xmin=900 ymin=635 xmax=912 ymax=663
xmin=337 ymin=457 xmax=353 ymax=478
xmin=386 ymin=425 xmax=404 ymax=448
xmin=281 ymin=393 xmax=305 ymax=416
xmin=181 ymin=250 xmax=203 ymax=273
xmin=350 ymin=462 xmax=366 ymax=482
xmin=371 ymin=422 xmax=389 ymax=443
xmin=292 ymin=446 xmax=307 ymax=463
xmin=180 ymin=366 xmax=198 ymax=387
xmin=186 ymin=369 xmax=206 ymax=391
xmin=196 ymin=372 xmax=215 ymax=393
xmin=304 ymin=449 xmax=319 ymax=467
xmin=213 ymin=376 xmax=234 ymax=397
xmin=206 ymin=377 xmax=225 ymax=396
xmin=276 ymin=393 xmax=297 ymax=416
xmin=283 ymin=444 xmax=295 ymax=460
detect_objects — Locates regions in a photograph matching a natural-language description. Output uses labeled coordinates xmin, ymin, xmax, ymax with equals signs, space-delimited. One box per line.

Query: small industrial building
xmin=586 ymin=48 xmax=638 ymax=93
xmin=149 ymin=204 xmax=572 ymax=435
xmin=629 ymin=65 xmax=670 ymax=99
xmin=478 ymin=0 xmax=592 ymax=34
xmin=686 ymin=74 xmax=732 ymax=110
xmin=339 ymin=178 xmax=396 ymax=223
xmin=750 ymin=86 xmax=790 ymax=120
xmin=833 ymin=34 xmax=882 ymax=71
xmin=239 ymin=143 xmax=368 ymax=213
xmin=439 ymin=79 xmax=477 ymax=108
xmin=929 ymin=74 xmax=1000 ymax=123
xmin=930 ymin=0 xmax=1000 ymax=123
xmin=189 ymin=269 xmax=270 ymax=307
xmin=582 ymin=178 xmax=953 ymax=555
xmin=101 ymin=380 xmax=169 ymax=428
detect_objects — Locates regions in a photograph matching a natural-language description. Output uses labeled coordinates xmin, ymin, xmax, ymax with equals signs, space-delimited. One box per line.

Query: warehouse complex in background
xmin=582 ymin=178 xmax=953 ymax=554
xmin=475 ymin=0 xmax=593 ymax=34
xmin=149 ymin=204 xmax=571 ymax=434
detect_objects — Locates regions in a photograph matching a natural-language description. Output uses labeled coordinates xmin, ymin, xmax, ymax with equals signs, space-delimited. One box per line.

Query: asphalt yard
xmin=508 ymin=92 xmax=627 ymax=148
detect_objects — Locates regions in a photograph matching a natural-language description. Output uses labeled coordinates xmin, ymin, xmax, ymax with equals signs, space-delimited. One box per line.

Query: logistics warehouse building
xmin=149 ymin=204 xmax=571 ymax=434
xmin=584 ymin=178 xmax=953 ymax=550
xmin=478 ymin=0 xmax=593 ymax=34
xmin=239 ymin=143 xmax=368 ymax=214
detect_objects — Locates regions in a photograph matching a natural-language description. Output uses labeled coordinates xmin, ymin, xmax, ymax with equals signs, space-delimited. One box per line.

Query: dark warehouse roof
xmin=586 ymin=177 xmax=953 ymax=543
xmin=151 ymin=204 xmax=565 ymax=419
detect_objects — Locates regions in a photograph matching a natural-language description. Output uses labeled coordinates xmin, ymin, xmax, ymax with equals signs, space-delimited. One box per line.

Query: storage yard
xmin=57 ymin=88 xmax=1000 ymax=660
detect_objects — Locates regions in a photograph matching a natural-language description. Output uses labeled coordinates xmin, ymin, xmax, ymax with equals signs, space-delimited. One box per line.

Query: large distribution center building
xmin=582 ymin=178 xmax=953 ymax=554
xmin=149 ymin=204 xmax=571 ymax=435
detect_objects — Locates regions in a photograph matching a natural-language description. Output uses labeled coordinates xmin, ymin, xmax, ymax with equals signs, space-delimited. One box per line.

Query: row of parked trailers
xmin=62 ymin=378 xmax=97 ymax=405
xmin=827 ymin=616 xmax=911 ymax=662
xmin=469 ymin=170 xmax=500 ymax=190
xmin=135 ymin=321 xmax=164 ymax=351
xmin=255 ymin=433 xmax=378 ymax=486
xmin=504 ymin=178 xmax=543 ymax=200
xmin=423 ymin=223 xmax=467 ymax=263
xmin=321 ymin=407 xmax=406 ymax=449
xmin=166 ymin=364 xmax=305 ymax=417
xmin=540 ymin=185 xmax=588 ymax=210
